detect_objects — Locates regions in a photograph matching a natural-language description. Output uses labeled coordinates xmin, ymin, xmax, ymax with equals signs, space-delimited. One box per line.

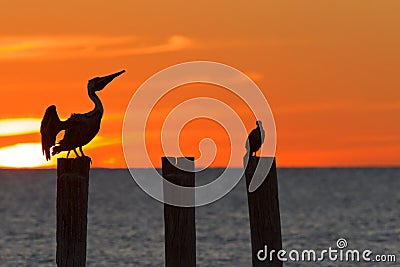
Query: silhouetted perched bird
xmin=246 ymin=120 xmax=265 ymax=156
xmin=40 ymin=70 xmax=125 ymax=160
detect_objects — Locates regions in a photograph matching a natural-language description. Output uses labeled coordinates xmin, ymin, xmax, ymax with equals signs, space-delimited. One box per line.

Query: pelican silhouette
xmin=246 ymin=120 xmax=265 ymax=156
xmin=40 ymin=70 xmax=125 ymax=160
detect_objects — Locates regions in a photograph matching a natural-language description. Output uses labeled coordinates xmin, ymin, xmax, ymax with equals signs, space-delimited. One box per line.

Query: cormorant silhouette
xmin=40 ymin=70 xmax=125 ymax=160
xmin=246 ymin=120 xmax=265 ymax=156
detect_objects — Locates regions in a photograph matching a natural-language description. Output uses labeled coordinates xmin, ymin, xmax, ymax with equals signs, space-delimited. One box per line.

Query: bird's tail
xmin=40 ymin=105 xmax=64 ymax=160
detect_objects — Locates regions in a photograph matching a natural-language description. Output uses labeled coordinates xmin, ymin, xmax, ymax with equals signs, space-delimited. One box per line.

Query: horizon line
xmin=1 ymin=165 xmax=399 ymax=171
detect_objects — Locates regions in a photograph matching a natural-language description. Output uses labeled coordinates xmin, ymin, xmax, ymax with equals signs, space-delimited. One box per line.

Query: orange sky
xmin=0 ymin=1 xmax=399 ymax=168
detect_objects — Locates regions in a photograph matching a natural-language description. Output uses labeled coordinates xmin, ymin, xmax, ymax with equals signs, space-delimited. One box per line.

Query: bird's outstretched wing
xmin=40 ymin=105 xmax=64 ymax=160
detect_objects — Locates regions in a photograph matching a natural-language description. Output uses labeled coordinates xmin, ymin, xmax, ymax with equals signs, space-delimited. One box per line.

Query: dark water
xmin=0 ymin=168 xmax=399 ymax=266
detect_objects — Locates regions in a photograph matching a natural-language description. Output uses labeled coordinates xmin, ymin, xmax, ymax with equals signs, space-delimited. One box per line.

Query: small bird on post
xmin=246 ymin=120 xmax=265 ymax=157
xmin=40 ymin=70 xmax=125 ymax=160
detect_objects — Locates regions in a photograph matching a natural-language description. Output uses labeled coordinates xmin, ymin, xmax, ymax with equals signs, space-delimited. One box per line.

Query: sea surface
xmin=0 ymin=168 xmax=399 ymax=266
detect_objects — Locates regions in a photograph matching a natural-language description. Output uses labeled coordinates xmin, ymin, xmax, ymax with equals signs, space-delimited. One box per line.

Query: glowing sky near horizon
xmin=0 ymin=0 xmax=399 ymax=168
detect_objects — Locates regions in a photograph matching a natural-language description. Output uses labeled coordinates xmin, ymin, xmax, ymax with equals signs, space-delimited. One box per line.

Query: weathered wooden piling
xmin=162 ymin=156 xmax=196 ymax=267
xmin=245 ymin=157 xmax=282 ymax=267
xmin=56 ymin=156 xmax=91 ymax=267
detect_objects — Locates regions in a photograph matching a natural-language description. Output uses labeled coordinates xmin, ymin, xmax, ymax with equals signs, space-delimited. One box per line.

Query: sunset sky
xmin=0 ymin=1 xmax=399 ymax=168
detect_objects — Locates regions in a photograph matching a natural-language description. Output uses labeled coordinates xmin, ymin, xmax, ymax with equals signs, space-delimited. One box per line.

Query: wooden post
xmin=162 ymin=157 xmax=196 ymax=267
xmin=56 ymin=156 xmax=91 ymax=267
xmin=245 ymin=157 xmax=282 ymax=267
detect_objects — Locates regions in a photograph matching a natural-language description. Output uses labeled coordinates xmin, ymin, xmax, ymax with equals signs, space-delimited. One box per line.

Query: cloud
xmin=86 ymin=135 xmax=120 ymax=149
xmin=0 ymin=34 xmax=307 ymax=61
xmin=201 ymin=38 xmax=310 ymax=49
xmin=103 ymin=113 xmax=125 ymax=122
xmin=114 ymin=35 xmax=193 ymax=56
xmin=0 ymin=35 xmax=194 ymax=60
xmin=275 ymin=101 xmax=400 ymax=115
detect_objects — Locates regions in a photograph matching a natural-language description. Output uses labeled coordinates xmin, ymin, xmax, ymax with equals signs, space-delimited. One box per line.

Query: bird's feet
xmin=78 ymin=147 xmax=91 ymax=164
xmin=73 ymin=149 xmax=80 ymax=158
xmin=79 ymin=147 xmax=86 ymax=157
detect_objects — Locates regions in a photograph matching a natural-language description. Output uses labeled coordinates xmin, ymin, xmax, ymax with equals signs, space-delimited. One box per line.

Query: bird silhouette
xmin=246 ymin=120 xmax=265 ymax=157
xmin=40 ymin=70 xmax=125 ymax=160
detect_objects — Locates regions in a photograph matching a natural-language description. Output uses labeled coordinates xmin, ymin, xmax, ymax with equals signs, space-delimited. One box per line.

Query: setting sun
xmin=0 ymin=118 xmax=41 ymax=137
xmin=0 ymin=143 xmax=56 ymax=168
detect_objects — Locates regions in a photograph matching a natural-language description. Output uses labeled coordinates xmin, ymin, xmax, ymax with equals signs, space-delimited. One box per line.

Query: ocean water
xmin=0 ymin=168 xmax=399 ymax=266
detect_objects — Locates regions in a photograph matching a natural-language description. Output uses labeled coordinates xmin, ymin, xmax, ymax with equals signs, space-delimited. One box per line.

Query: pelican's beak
xmin=94 ymin=70 xmax=126 ymax=91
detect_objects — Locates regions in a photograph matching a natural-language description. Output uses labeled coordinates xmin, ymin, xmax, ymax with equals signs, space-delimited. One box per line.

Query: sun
xmin=0 ymin=143 xmax=56 ymax=168
xmin=0 ymin=118 xmax=41 ymax=137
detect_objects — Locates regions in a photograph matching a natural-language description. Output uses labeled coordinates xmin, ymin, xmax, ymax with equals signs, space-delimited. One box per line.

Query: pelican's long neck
xmin=88 ymin=89 xmax=103 ymax=115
